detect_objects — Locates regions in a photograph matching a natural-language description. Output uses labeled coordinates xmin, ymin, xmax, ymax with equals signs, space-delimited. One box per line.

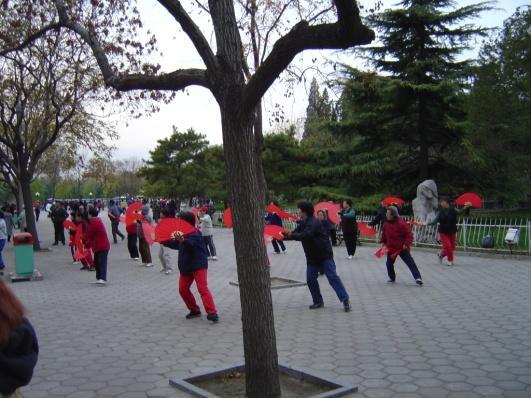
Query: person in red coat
xmin=84 ymin=207 xmax=111 ymax=285
xmin=380 ymin=206 xmax=423 ymax=286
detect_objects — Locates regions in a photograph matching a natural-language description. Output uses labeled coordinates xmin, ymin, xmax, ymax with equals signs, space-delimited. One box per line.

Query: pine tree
xmin=360 ymin=0 xmax=493 ymax=180
xmin=303 ymin=78 xmax=323 ymax=139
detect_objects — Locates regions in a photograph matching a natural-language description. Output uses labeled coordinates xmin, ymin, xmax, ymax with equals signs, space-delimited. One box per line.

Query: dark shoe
xmin=87 ymin=267 xmax=95 ymax=272
xmin=52 ymin=243 xmax=58 ymax=246
xmin=309 ymin=302 xmax=324 ymax=310
xmin=80 ymin=266 xmax=89 ymax=270
xmin=185 ymin=311 xmax=201 ymax=319
xmin=415 ymin=278 xmax=423 ymax=286
xmin=387 ymin=279 xmax=395 ymax=284
xmin=343 ymin=300 xmax=351 ymax=312
xmin=207 ymin=313 xmax=219 ymax=323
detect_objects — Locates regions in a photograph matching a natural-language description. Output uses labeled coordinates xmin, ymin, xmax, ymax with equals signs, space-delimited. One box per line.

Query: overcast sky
xmin=110 ymin=0 xmax=529 ymax=160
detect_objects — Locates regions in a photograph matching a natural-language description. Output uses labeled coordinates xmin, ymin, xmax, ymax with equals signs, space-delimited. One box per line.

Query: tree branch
xmin=157 ymin=0 xmax=218 ymax=72
xmin=53 ymin=0 xmax=210 ymax=91
xmin=0 ymin=23 xmax=61 ymax=57
xmin=242 ymin=1 xmax=374 ymax=112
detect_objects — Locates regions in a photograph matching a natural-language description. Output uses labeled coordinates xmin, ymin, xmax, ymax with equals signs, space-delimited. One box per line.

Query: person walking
xmin=426 ymin=197 xmax=471 ymax=266
xmin=381 ymin=206 xmax=423 ymax=285
xmin=0 ymin=211 xmax=7 ymax=276
xmin=265 ymin=203 xmax=287 ymax=255
xmin=0 ymin=279 xmax=39 ymax=397
xmin=2 ymin=206 xmax=13 ymax=243
xmin=137 ymin=204 xmax=153 ymax=267
xmin=339 ymin=199 xmax=357 ymax=259
xmin=84 ymin=207 xmax=110 ymax=285
xmin=108 ymin=199 xmax=125 ymax=244
xmin=163 ymin=211 xmax=219 ymax=322
xmin=283 ymin=202 xmax=351 ymax=312
xmin=34 ymin=201 xmax=40 ymax=222
xmin=199 ymin=207 xmax=217 ymax=260
xmin=50 ymin=202 xmax=68 ymax=245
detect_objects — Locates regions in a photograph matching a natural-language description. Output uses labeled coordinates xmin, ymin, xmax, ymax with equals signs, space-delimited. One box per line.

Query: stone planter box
xmin=170 ymin=363 xmax=357 ymax=398
xmin=229 ymin=276 xmax=307 ymax=290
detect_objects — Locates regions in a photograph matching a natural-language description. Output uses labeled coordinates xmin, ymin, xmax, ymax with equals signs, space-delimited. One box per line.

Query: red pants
xmin=439 ymin=232 xmax=456 ymax=262
xmin=179 ymin=269 xmax=217 ymax=315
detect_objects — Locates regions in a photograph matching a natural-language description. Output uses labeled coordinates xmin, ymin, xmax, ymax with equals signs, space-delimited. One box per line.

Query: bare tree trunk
xmin=20 ymin=177 xmax=41 ymax=250
xmin=254 ymin=101 xmax=267 ymax=202
xmin=221 ymin=106 xmax=281 ymax=397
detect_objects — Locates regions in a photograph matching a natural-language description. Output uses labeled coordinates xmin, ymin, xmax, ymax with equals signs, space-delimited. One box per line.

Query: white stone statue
xmin=412 ymin=179 xmax=438 ymax=223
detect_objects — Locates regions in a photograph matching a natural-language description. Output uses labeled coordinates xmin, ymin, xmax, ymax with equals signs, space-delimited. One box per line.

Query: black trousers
xmin=343 ymin=231 xmax=357 ymax=256
xmin=111 ymin=219 xmax=125 ymax=243
xmin=138 ymin=237 xmax=152 ymax=264
xmin=127 ymin=234 xmax=139 ymax=259
xmin=386 ymin=251 xmax=421 ymax=281
xmin=271 ymin=239 xmax=286 ymax=253
xmin=54 ymin=222 xmax=65 ymax=244
xmin=330 ymin=229 xmax=337 ymax=246
xmin=94 ymin=250 xmax=109 ymax=281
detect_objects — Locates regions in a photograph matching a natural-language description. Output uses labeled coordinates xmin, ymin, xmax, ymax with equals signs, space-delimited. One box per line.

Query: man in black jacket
xmin=50 ymin=202 xmax=68 ymax=245
xmin=283 ymin=202 xmax=351 ymax=312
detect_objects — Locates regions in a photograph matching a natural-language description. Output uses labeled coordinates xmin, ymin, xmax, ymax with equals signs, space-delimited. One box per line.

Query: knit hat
xmin=387 ymin=205 xmax=399 ymax=217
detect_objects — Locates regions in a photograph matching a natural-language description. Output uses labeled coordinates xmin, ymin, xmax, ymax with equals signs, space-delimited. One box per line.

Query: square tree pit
xmin=170 ymin=363 xmax=357 ymax=398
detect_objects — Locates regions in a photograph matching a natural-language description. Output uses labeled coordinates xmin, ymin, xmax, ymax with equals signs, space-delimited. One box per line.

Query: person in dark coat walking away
xmin=34 ymin=201 xmax=40 ymax=222
xmin=338 ymin=199 xmax=357 ymax=259
xmin=381 ymin=206 xmax=423 ymax=285
xmin=265 ymin=202 xmax=287 ymax=254
xmin=108 ymin=200 xmax=125 ymax=244
xmin=163 ymin=211 xmax=218 ymax=322
xmin=84 ymin=207 xmax=110 ymax=285
xmin=0 ymin=279 xmax=39 ymax=397
xmin=50 ymin=202 xmax=68 ymax=245
xmin=283 ymin=202 xmax=351 ymax=312
xmin=426 ymin=197 xmax=470 ymax=266
xmin=368 ymin=203 xmax=387 ymax=230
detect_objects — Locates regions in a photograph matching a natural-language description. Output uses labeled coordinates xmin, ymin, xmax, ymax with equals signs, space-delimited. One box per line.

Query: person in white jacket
xmin=199 ymin=207 xmax=217 ymax=260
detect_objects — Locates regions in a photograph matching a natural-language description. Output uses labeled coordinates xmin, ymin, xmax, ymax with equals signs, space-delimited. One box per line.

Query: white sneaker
xmin=282 ymin=250 xmax=287 ymax=254
xmin=447 ymin=260 xmax=454 ymax=266
xmin=132 ymin=257 xmax=139 ymax=261
xmin=211 ymin=256 xmax=217 ymax=261
xmin=96 ymin=279 xmax=107 ymax=285
xmin=165 ymin=269 xmax=173 ymax=275
xmin=348 ymin=255 xmax=353 ymax=260
xmin=145 ymin=263 xmax=153 ymax=267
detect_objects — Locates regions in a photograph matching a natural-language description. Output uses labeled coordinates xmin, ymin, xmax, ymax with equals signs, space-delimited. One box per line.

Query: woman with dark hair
xmin=0 ymin=279 xmax=39 ymax=397
xmin=163 ymin=211 xmax=219 ymax=322
xmin=381 ymin=206 xmax=423 ymax=285
xmin=338 ymin=199 xmax=357 ymax=259
xmin=84 ymin=207 xmax=110 ymax=285
xmin=0 ymin=210 xmax=6 ymax=275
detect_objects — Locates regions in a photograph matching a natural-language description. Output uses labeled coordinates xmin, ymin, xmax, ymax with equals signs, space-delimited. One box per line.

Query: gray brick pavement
xmin=1 ymin=217 xmax=530 ymax=397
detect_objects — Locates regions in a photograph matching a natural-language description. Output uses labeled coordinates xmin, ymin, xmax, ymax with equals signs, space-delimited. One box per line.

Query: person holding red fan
xmin=426 ymin=197 xmax=471 ymax=266
xmin=381 ymin=206 xmax=423 ymax=285
xmin=163 ymin=211 xmax=219 ymax=323
xmin=84 ymin=207 xmax=111 ymax=285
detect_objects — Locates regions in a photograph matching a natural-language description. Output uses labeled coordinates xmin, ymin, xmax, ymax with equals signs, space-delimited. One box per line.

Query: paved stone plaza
xmin=2 ymin=218 xmax=531 ymax=398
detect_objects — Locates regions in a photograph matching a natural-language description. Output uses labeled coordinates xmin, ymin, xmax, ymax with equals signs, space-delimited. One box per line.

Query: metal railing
xmin=214 ymin=210 xmax=531 ymax=256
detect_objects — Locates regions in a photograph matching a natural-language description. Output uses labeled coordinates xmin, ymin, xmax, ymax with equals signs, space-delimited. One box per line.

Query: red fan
xmin=455 ymin=193 xmax=482 ymax=208
xmin=223 ymin=208 xmax=233 ymax=228
xmin=374 ymin=246 xmax=389 ymax=259
xmin=382 ymin=196 xmax=405 ymax=206
xmin=358 ymin=222 xmax=377 ymax=237
xmin=314 ymin=202 xmax=341 ymax=224
xmin=63 ymin=219 xmax=77 ymax=231
xmin=155 ymin=218 xmax=197 ymax=242
xmin=264 ymin=225 xmax=289 ymax=240
xmin=142 ymin=222 xmax=156 ymax=246
xmin=74 ymin=226 xmax=88 ymax=260
xmin=266 ymin=203 xmax=297 ymax=221
xmin=125 ymin=202 xmax=144 ymax=225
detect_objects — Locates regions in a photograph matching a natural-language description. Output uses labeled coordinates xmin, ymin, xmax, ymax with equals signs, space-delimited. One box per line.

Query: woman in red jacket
xmin=381 ymin=206 xmax=423 ymax=286
xmin=84 ymin=207 xmax=111 ymax=285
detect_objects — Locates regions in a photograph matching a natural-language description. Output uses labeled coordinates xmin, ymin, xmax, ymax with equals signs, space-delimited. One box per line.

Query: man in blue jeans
xmin=283 ymin=202 xmax=351 ymax=312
